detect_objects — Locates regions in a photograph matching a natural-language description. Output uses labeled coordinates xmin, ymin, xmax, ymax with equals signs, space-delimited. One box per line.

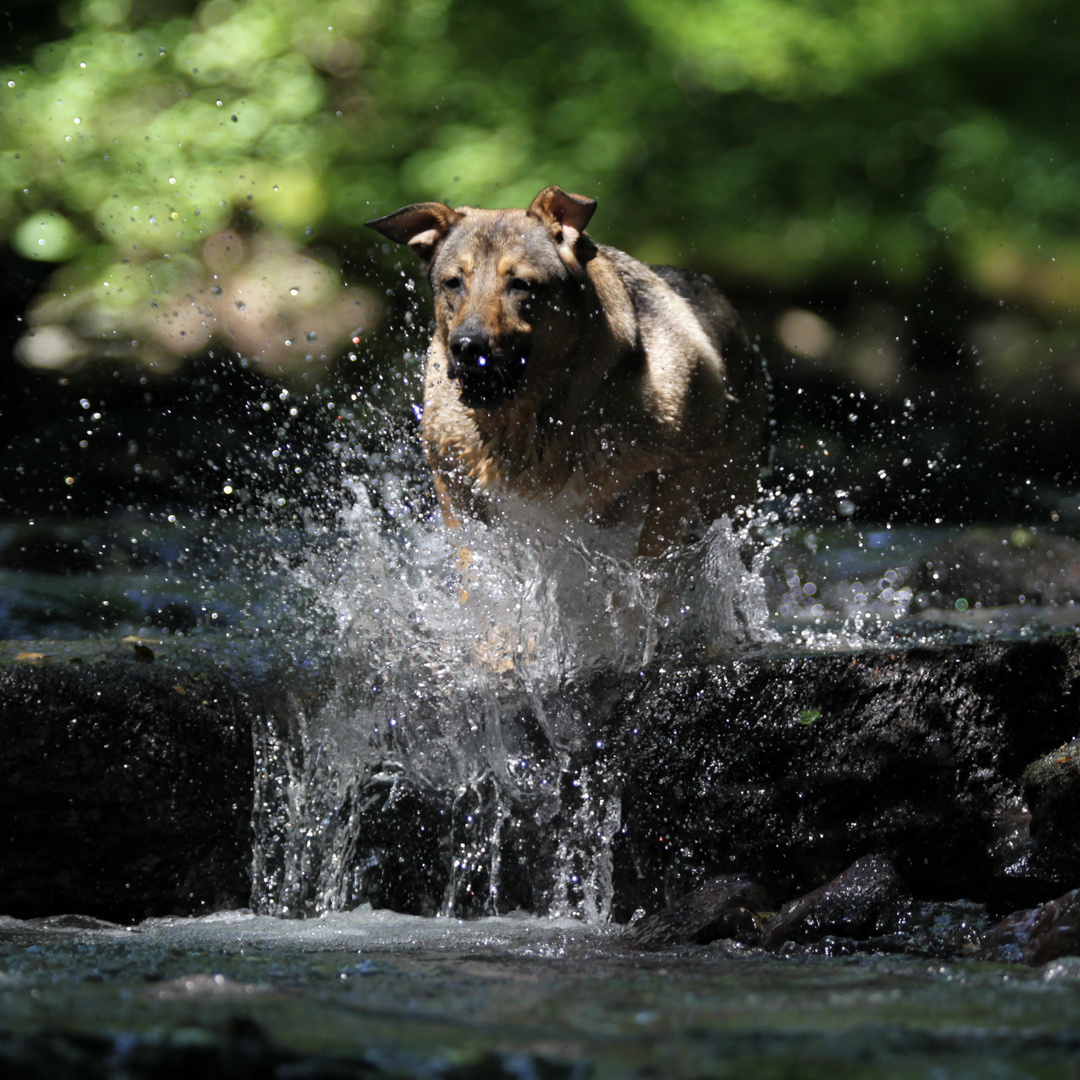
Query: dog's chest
xmin=465 ymin=411 xmax=664 ymax=512
xmin=485 ymin=480 xmax=651 ymax=559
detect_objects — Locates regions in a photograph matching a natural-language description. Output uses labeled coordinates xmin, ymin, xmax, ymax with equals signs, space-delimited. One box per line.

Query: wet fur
xmin=367 ymin=186 xmax=768 ymax=557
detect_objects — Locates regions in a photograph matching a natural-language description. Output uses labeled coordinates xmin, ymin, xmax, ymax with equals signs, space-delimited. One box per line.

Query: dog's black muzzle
xmin=447 ymin=324 xmax=527 ymax=409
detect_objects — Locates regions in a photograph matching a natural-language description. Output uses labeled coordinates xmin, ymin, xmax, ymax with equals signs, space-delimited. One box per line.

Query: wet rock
xmin=608 ymin=635 xmax=1080 ymax=920
xmin=443 ymin=1051 xmax=587 ymax=1080
xmin=988 ymin=738 xmax=1080 ymax=915
xmin=1022 ymin=889 xmax=1080 ymax=965
xmin=981 ymin=905 xmax=1045 ymax=964
xmin=0 ymin=640 xmax=269 ymax=921
xmin=628 ymin=875 xmax=773 ymax=948
xmin=986 ymin=849 xmax=1074 ymax=919
xmin=983 ymin=888 xmax=1080 ymax=967
xmin=0 ymin=1019 xmax=393 ymax=1080
xmin=5 ymin=633 xmax=1080 ymax=925
xmin=891 ymin=899 xmax=992 ymax=959
xmin=1022 ymin=739 xmax=1080 ymax=872
xmin=759 ymin=855 xmax=912 ymax=948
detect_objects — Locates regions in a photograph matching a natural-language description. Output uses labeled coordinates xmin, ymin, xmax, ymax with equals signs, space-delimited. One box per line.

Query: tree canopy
xmin=2 ymin=0 xmax=1078 ymax=375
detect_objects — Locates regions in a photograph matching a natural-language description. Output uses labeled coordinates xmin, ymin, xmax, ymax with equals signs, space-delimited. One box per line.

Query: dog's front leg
xmin=430 ymin=462 xmax=496 ymax=532
xmin=636 ymin=470 xmax=701 ymax=558
xmin=432 ymin=471 xmax=464 ymax=529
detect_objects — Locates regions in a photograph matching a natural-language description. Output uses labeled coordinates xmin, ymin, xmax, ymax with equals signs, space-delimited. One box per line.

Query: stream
xmin=4 ymin=907 xmax=1080 ymax=1079
xmin=3 ymin=429 xmax=1080 ymax=1075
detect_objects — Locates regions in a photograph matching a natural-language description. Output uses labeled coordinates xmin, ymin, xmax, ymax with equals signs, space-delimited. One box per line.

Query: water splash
xmin=252 ymin=443 xmax=778 ymax=921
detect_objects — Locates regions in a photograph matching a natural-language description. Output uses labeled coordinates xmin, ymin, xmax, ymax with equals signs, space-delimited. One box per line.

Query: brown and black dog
xmin=367 ymin=186 xmax=768 ymax=557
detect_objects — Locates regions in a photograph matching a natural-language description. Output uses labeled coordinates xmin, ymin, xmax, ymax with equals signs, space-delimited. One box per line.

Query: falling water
xmin=251 ymin=434 xmax=778 ymax=922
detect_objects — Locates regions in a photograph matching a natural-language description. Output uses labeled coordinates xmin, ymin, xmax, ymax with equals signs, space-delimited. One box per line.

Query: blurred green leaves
xmin=2 ymin=0 xmax=1079 ymax=375
xmin=628 ymin=0 xmax=1019 ymax=98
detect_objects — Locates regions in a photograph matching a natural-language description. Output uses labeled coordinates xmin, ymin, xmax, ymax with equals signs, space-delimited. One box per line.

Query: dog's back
xmin=648 ymin=263 xmax=769 ymax=505
xmin=650 ymin=265 xmax=746 ymax=360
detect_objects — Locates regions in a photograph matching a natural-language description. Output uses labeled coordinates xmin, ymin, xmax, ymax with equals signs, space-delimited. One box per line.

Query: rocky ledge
xmin=2 ymin=634 xmax=1080 ymax=963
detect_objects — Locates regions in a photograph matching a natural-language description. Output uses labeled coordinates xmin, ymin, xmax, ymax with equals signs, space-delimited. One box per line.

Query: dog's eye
xmin=443 ymin=276 xmax=463 ymax=292
xmin=507 ymin=278 xmax=533 ymax=294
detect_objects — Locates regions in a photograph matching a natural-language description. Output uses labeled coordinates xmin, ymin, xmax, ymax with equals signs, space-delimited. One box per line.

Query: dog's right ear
xmin=366 ymin=202 xmax=462 ymax=269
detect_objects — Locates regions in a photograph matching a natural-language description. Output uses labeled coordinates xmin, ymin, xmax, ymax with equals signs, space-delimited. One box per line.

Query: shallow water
xmin=255 ymin=483 xmax=1080 ymax=920
xmin=3 ymin=510 xmax=1076 ymax=650
xmin=4 ymin=488 xmax=1080 ymax=1074
xmin=3 ymin=908 xmax=1080 ymax=1079
xmin=5 ymin=490 xmax=1080 ymax=919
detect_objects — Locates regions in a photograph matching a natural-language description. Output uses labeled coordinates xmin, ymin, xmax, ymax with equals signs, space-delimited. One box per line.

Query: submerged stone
xmin=759 ymin=855 xmax=912 ymax=947
xmin=629 ymin=874 xmax=773 ymax=948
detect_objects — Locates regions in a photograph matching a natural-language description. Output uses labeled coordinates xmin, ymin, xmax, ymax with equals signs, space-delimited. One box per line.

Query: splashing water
xmin=252 ymin=436 xmax=778 ymax=922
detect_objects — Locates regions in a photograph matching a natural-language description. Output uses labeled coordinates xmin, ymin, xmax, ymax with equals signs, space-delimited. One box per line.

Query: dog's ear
xmin=366 ymin=202 xmax=462 ymax=269
xmin=528 ymin=186 xmax=597 ymax=275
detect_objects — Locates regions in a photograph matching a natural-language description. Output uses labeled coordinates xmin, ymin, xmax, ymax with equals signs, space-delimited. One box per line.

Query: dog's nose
xmin=448 ymin=324 xmax=491 ymax=377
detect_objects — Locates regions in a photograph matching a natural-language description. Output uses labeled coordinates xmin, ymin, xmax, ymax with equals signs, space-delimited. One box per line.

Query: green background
xmin=1 ymin=0 xmax=1078 ymax=523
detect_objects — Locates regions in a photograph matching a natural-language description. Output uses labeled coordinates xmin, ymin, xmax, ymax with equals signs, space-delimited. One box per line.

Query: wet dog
xmin=367 ymin=186 xmax=768 ymax=557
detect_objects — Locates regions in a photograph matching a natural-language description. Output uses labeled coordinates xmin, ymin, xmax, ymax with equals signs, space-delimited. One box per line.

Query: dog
xmin=367 ymin=186 xmax=768 ymax=558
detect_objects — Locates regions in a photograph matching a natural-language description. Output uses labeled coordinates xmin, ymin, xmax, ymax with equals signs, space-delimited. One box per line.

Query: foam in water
xmin=252 ymin=445 xmax=777 ymax=922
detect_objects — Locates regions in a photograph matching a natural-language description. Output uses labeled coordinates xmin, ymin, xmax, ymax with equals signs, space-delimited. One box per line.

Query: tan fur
xmin=368 ymin=187 xmax=768 ymax=557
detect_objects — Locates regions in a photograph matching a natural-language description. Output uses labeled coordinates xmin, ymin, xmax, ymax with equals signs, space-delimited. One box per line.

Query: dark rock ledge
xmin=0 ymin=639 xmax=277 ymax=922
xmin=2 ymin=635 xmax=1080 ymax=950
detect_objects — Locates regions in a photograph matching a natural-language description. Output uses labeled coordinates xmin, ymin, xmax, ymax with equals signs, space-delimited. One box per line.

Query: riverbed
xmin=4 ymin=908 xmax=1080 ymax=1079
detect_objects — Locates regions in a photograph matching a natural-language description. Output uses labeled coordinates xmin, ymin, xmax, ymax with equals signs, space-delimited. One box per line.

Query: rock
xmin=760 ymin=855 xmax=912 ymax=948
xmin=0 ymin=640 xmax=268 ymax=921
xmin=1022 ymin=889 xmax=1080 ymax=965
xmin=628 ymin=875 xmax=773 ymax=948
xmin=980 ymin=905 xmax=1044 ymax=964
xmin=607 ymin=635 xmax=1080 ymax=920
xmin=891 ymin=899 xmax=993 ymax=959
xmin=982 ymin=888 xmax=1080 ymax=966
xmin=5 ymin=634 xmax=1080 ymax=925
xmin=989 ymin=737 xmax=1080 ymax=915
xmin=0 ymin=1018 xmax=420 ymax=1080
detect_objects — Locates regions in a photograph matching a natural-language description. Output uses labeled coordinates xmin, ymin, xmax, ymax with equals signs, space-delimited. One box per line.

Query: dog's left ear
xmin=528 ymin=186 xmax=597 ymax=275
xmin=366 ymin=202 xmax=462 ymax=269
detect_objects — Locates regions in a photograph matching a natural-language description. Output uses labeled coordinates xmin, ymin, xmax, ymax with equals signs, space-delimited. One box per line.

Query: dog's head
xmin=367 ymin=186 xmax=598 ymax=409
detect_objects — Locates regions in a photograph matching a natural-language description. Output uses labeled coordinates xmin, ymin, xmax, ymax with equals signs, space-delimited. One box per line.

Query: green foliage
xmin=2 ymin=0 xmax=1079 ymax=371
